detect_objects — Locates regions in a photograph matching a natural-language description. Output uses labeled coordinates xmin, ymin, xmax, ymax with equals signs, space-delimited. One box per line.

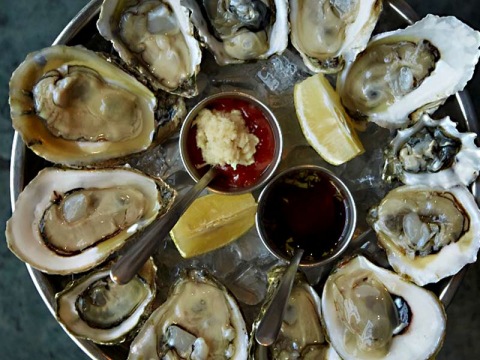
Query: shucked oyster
xmin=337 ymin=15 xmax=480 ymax=129
xmin=188 ymin=0 xmax=288 ymax=65
xmin=97 ymin=0 xmax=202 ymax=97
xmin=9 ymin=45 xmax=185 ymax=166
xmin=6 ymin=167 xmax=174 ymax=274
xmin=368 ymin=185 xmax=480 ymax=285
xmin=250 ymin=268 xmax=340 ymax=359
xmin=322 ymin=256 xmax=446 ymax=360
xmin=290 ymin=0 xmax=382 ymax=73
xmin=56 ymin=258 xmax=156 ymax=344
xmin=384 ymin=113 xmax=480 ymax=187
xmin=128 ymin=269 xmax=248 ymax=359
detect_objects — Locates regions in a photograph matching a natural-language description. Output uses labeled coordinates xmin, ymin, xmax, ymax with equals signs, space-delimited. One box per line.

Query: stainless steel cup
xmin=179 ymin=91 xmax=283 ymax=194
xmin=256 ymin=165 xmax=357 ymax=268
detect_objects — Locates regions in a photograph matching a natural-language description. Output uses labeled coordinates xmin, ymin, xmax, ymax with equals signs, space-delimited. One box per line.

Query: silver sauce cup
xmin=179 ymin=91 xmax=283 ymax=194
xmin=256 ymin=165 xmax=357 ymax=268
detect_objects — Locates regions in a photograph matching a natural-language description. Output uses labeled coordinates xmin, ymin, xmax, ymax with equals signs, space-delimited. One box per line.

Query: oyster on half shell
xmin=337 ymin=15 xmax=480 ymax=129
xmin=187 ymin=0 xmax=288 ymax=65
xmin=9 ymin=45 xmax=185 ymax=166
xmin=250 ymin=268 xmax=340 ymax=359
xmin=368 ymin=185 xmax=480 ymax=286
xmin=322 ymin=256 xmax=446 ymax=360
xmin=97 ymin=0 xmax=202 ymax=97
xmin=6 ymin=167 xmax=174 ymax=274
xmin=290 ymin=0 xmax=382 ymax=73
xmin=55 ymin=258 xmax=157 ymax=345
xmin=384 ymin=113 xmax=480 ymax=187
xmin=128 ymin=269 xmax=248 ymax=360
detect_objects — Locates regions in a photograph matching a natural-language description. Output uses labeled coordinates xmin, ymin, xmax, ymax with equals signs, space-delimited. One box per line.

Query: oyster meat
xmin=250 ymin=268 xmax=340 ymax=359
xmin=290 ymin=0 xmax=382 ymax=73
xmin=56 ymin=258 xmax=156 ymax=344
xmin=384 ymin=113 xmax=480 ymax=187
xmin=337 ymin=15 xmax=480 ymax=129
xmin=322 ymin=256 xmax=446 ymax=360
xmin=97 ymin=0 xmax=202 ymax=97
xmin=368 ymin=184 xmax=480 ymax=285
xmin=9 ymin=45 xmax=185 ymax=166
xmin=188 ymin=0 xmax=288 ymax=64
xmin=128 ymin=269 xmax=248 ymax=359
xmin=6 ymin=167 xmax=174 ymax=274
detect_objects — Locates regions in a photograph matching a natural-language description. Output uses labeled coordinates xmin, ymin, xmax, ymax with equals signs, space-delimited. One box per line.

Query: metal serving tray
xmin=9 ymin=0 xmax=479 ymax=358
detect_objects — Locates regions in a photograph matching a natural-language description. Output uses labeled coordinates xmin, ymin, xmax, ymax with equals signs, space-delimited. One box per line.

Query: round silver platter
xmin=9 ymin=0 xmax=480 ymax=359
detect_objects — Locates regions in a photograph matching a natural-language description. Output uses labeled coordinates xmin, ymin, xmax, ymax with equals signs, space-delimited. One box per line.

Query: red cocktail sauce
xmin=186 ymin=98 xmax=276 ymax=190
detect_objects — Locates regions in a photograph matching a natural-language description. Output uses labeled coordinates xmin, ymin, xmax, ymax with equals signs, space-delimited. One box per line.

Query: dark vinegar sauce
xmin=186 ymin=98 xmax=275 ymax=190
xmin=260 ymin=169 xmax=348 ymax=263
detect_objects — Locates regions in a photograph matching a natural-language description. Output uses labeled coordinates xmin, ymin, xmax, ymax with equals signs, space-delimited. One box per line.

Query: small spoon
xmin=255 ymin=248 xmax=304 ymax=346
xmin=110 ymin=167 xmax=217 ymax=285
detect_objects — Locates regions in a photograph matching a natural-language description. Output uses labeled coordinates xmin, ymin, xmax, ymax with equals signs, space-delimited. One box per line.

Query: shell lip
xmin=337 ymin=14 xmax=480 ymax=129
xmin=322 ymin=255 xmax=447 ymax=360
xmin=96 ymin=0 xmax=202 ymax=98
xmin=8 ymin=45 xmax=159 ymax=167
xmin=54 ymin=258 xmax=157 ymax=345
xmin=384 ymin=113 xmax=480 ymax=188
xmin=6 ymin=166 xmax=174 ymax=275
xmin=185 ymin=0 xmax=288 ymax=65
xmin=369 ymin=184 xmax=480 ymax=286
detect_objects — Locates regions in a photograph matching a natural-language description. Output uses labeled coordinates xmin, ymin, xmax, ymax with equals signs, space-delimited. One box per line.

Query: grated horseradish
xmin=195 ymin=108 xmax=259 ymax=170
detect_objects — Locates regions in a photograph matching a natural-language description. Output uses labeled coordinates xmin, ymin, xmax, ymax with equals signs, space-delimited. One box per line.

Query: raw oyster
xmin=337 ymin=15 xmax=480 ymax=129
xmin=128 ymin=269 xmax=248 ymax=360
xmin=368 ymin=185 xmax=480 ymax=285
xmin=188 ymin=0 xmax=288 ymax=65
xmin=6 ymin=167 xmax=174 ymax=274
xmin=322 ymin=256 xmax=446 ymax=360
xmin=290 ymin=0 xmax=382 ymax=73
xmin=55 ymin=258 xmax=156 ymax=344
xmin=9 ymin=45 xmax=185 ymax=166
xmin=250 ymin=268 xmax=340 ymax=359
xmin=97 ymin=0 xmax=202 ymax=97
xmin=384 ymin=113 xmax=480 ymax=187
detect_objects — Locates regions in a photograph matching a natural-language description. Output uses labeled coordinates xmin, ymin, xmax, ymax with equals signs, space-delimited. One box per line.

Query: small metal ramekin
xmin=256 ymin=165 xmax=357 ymax=268
xmin=179 ymin=91 xmax=283 ymax=194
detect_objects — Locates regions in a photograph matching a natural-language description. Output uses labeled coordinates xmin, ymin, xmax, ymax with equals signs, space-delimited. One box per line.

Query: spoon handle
xmin=255 ymin=249 xmax=304 ymax=346
xmin=110 ymin=167 xmax=217 ymax=285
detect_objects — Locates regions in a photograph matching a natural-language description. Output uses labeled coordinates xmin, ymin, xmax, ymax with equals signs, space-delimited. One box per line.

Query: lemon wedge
xmin=170 ymin=193 xmax=257 ymax=258
xmin=294 ymin=73 xmax=364 ymax=165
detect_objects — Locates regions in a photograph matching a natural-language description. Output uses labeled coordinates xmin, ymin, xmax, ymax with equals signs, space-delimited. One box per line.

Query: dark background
xmin=1 ymin=1 xmax=479 ymax=358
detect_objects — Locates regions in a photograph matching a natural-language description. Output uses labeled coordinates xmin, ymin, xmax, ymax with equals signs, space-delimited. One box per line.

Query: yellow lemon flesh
xmin=170 ymin=193 xmax=257 ymax=258
xmin=294 ymin=73 xmax=364 ymax=165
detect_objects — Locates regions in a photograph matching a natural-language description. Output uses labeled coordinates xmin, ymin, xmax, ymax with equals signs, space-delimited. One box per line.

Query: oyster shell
xmin=55 ymin=258 xmax=156 ymax=344
xmin=9 ymin=45 xmax=185 ymax=166
xmin=384 ymin=113 xmax=480 ymax=187
xmin=322 ymin=256 xmax=446 ymax=360
xmin=368 ymin=184 xmax=480 ymax=285
xmin=97 ymin=0 xmax=202 ymax=97
xmin=250 ymin=268 xmax=340 ymax=359
xmin=337 ymin=15 xmax=480 ymax=129
xmin=187 ymin=0 xmax=288 ymax=65
xmin=290 ymin=0 xmax=382 ymax=73
xmin=6 ymin=167 xmax=174 ymax=274
xmin=128 ymin=269 xmax=248 ymax=359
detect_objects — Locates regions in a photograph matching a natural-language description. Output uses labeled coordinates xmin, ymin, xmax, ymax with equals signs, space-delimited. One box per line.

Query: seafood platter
xmin=6 ymin=0 xmax=480 ymax=359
